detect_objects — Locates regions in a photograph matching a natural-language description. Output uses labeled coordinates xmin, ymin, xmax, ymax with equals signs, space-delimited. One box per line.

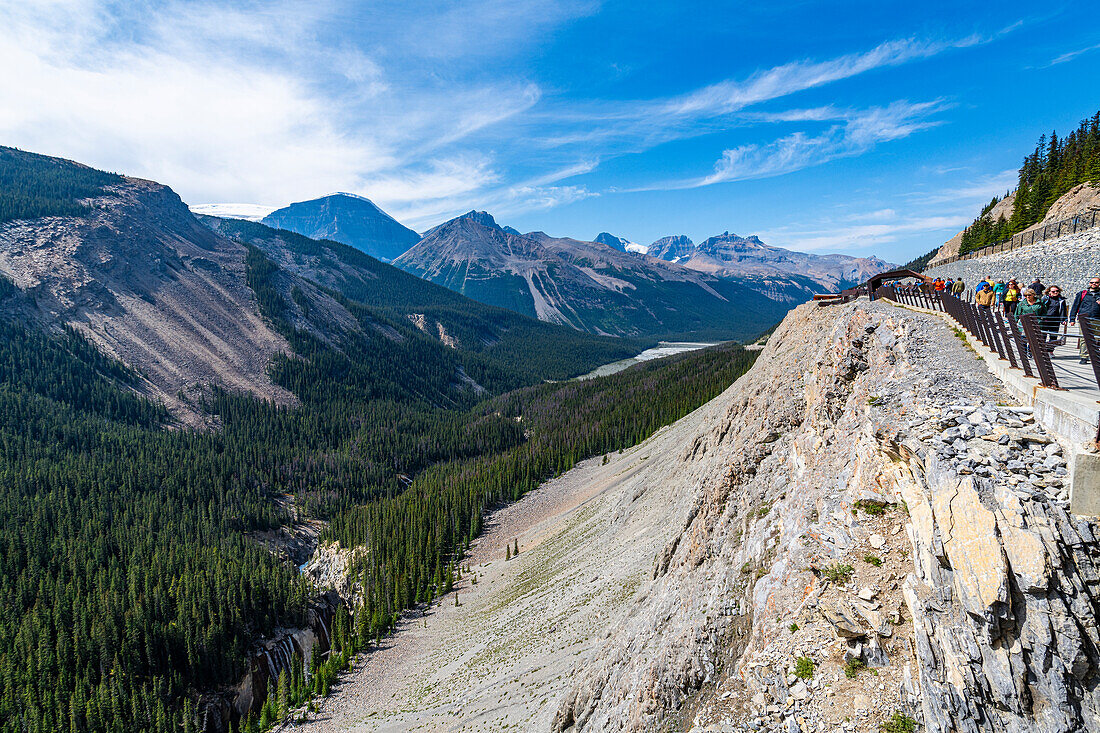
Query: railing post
xmin=1005 ymin=315 xmax=1036 ymax=378
xmin=980 ymin=307 xmax=1007 ymax=360
xmin=1079 ymin=317 xmax=1100 ymax=393
xmin=1020 ymin=314 xmax=1059 ymax=388
xmin=993 ymin=311 xmax=1020 ymax=369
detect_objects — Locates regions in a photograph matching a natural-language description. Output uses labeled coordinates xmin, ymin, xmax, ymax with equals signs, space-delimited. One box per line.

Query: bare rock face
xmin=552 ymin=299 xmax=1100 ymax=733
xmin=902 ymin=456 xmax=1100 ymax=733
xmin=0 ymin=177 xmax=295 ymax=421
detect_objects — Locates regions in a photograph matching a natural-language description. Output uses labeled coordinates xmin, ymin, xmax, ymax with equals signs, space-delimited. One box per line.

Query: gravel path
xmin=293 ymin=418 xmax=703 ymax=732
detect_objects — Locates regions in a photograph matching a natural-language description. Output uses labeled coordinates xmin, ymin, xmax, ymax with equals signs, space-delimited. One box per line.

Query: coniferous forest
xmin=0 ymin=147 xmax=121 ymax=225
xmin=0 ymin=244 xmax=758 ymax=733
xmin=957 ymin=110 xmax=1100 ymax=254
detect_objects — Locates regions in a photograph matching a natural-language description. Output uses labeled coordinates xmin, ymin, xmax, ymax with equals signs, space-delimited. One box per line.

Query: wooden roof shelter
xmin=866 ymin=268 xmax=932 ymax=299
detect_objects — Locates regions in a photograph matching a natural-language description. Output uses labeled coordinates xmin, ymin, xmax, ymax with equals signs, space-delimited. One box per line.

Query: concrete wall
xmin=924 ymin=227 xmax=1100 ymax=294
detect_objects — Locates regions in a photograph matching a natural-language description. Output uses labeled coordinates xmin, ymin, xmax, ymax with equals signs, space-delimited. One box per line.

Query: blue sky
xmin=2 ymin=1 xmax=1099 ymax=262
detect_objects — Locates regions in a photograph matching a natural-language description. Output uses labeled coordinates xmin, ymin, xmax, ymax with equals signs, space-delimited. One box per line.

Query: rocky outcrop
xmin=551 ymin=299 xmax=1100 ymax=732
xmin=301 ymin=541 xmax=369 ymax=602
xmin=900 ymin=453 xmax=1100 ymax=732
xmin=199 ymin=591 xmax=342 ymax=733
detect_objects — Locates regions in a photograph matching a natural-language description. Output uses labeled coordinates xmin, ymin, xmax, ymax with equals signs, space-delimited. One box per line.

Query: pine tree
xmin=276 ymin=669 xmax=289 ymax=721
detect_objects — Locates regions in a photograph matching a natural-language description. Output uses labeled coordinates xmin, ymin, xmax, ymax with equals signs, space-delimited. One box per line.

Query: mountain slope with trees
xmin=0 ymin=146 xmax=762 ymax=732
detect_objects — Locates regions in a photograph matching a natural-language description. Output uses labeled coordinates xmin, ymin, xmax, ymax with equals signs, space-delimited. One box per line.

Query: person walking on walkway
xmin=952 ymin=279 xmax=966 ymax=296
xmin=1069 ymin=277 xmax=1100 ymax=363
xmin=1039 ymin=286 xmax=1067 ymax=345
xmin=1003 ymin=280 xmax=1019 ymax=316
xmin=1016 ymin=288 xmax=1044 ymax=359
xmin=993 ymin=280 xmax=1006 ymax=307
xmin=1029 ymin=277 xmax=1046 ymax=300
xmin=976 ymin=282 xmax=995 ymax=310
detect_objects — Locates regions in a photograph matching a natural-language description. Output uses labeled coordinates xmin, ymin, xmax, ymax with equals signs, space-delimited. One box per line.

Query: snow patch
xmin=189 ymin=203 xmax=275 ymax=221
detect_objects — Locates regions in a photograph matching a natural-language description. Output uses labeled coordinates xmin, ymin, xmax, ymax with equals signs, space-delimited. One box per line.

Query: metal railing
xmin=873 ymin=286 xmax=1084 ymax=391
xmin=933 ymin=210 xmax=1100 ymax=267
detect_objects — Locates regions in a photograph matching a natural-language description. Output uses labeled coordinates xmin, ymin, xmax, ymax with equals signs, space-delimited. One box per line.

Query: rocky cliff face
xmin=200 ymin=591 xmax=342 ymax=733
xmin=551 ymin=299 xmax=1100 ymax=732
xmin=0 ymin=175 xmax=294 ymax=422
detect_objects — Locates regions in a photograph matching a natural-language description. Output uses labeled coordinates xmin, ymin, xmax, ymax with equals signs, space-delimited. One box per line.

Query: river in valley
xmin=576 ymin=341 xmax=719 ymax=380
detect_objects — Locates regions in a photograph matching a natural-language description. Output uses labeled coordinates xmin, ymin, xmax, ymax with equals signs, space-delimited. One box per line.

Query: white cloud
xmin=636 ymin=100 xmax=947 ymax=191
xmin=1044 ymin=41 xmax=1100 ymax=67
xmin=0 ymin=0 xmax=553 ymax=217
xmin=760 ymin=168 xmax=1021 ymax=254
xmin=0 ymin=1 xmax=1016 ymax=230
xmin=663 ymin=38 xmax=968 ymax=118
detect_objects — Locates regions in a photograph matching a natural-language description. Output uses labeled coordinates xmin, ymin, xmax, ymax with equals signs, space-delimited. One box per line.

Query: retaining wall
xmin=924 ymin=228 xmax=1100 ymax=294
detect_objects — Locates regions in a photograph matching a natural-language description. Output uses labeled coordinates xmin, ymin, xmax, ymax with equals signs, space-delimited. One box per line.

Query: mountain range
xmin=184 ymin=194 xmax=894 ymax=340
xmin=393 ymin=211 xmax=788 ymax=340
xmin=0 ymin=148 xmax=639 ymax=422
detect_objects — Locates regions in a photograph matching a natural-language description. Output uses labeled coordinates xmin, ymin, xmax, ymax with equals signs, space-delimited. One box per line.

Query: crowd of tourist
xmin=919 ymin=275 xmax=1100 ymax=363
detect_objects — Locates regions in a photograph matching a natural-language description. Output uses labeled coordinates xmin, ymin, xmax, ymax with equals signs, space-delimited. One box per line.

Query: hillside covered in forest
xmin=0 ymin=146 xmax=764 ymax=732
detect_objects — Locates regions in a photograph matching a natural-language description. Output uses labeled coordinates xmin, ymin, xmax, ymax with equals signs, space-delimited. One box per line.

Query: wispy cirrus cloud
xmin=1043 ymin=40 xmax=1100 ymax=67
xmin=629 ymin=100 xmax=948 ymax=191
xmin=0 ymin=0 xmax=1019 ymax=231
xmin=760 ymin=168 xmax=1020 ymax=253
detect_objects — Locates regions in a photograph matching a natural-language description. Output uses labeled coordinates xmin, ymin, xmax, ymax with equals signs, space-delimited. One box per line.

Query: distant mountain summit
xmin=261 ymin=193 xmax=419 ymax=262
xmin=594 ymin=232 xmax=647 ymax=254
xmin=649 ymin=231 xmax=895 ymax=293
xmin=647 ymin=235 xmax=694 ymax=262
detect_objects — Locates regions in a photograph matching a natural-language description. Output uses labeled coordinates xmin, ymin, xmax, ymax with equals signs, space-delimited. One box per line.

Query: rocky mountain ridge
xmin=0 ymin=173 xmax=295 ymax=421
xmin=393 ymin=211 xmax=789 ymax=340
xmin=658 ymin=231 xmax=896 ymax=294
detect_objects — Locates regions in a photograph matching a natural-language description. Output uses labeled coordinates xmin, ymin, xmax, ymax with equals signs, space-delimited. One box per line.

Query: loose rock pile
xmin=917 ymin=403 xmax=1070 ymax=504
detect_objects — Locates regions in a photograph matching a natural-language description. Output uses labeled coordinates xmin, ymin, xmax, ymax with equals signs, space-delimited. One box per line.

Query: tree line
xmin=958 ymin=110 xmax=1100 ymax=255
